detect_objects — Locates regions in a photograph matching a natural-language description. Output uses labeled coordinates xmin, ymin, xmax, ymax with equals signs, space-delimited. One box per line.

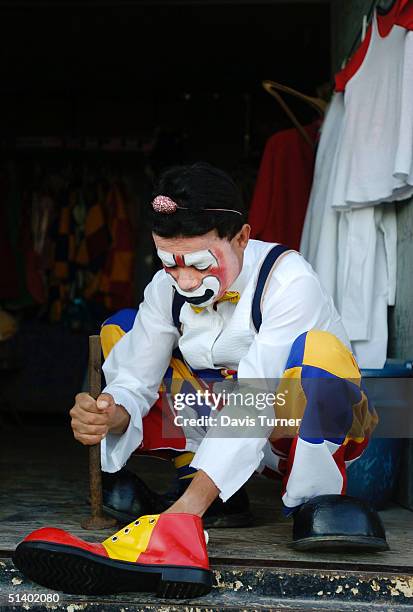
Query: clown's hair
xmin=149 ymin=162 xmax=246 ymax=239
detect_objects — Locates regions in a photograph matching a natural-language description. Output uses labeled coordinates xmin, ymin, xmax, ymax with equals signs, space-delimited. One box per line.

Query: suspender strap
xmin=172 ymin=289 xmax=186 ymax=332
xmin=251 ymin=244 xmax=292 ymax=334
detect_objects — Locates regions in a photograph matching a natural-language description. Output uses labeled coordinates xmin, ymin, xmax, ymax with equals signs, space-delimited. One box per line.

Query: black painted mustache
xmin=179 ymin=289 xmax=214 ymax=305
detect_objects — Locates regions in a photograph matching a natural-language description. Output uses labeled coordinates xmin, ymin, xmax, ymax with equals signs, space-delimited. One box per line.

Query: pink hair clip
xmin=152 ymin=195 xmax=243 ymax=216
xmin=152 ymin=195 xmax=187 ymax=214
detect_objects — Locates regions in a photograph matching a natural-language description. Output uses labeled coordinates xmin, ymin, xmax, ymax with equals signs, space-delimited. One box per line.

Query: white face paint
xmin=157 ymin=248 xmax=221 ymax=307
xmin=157 ymin=249 xmax=176 ymax=268
xmin=181 ymin=250 xmax=217 ymax=271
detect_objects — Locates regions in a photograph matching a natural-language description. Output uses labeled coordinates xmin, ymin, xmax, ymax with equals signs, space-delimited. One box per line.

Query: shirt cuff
xmin=190 ymin=436 xmax=265 ymax=502
xmin=100 ymin=386 xmax=144 ymax=473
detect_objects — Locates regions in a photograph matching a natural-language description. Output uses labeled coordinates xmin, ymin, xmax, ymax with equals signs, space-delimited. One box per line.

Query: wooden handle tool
xmin=81 ymin=335 xmax=116 ymax=530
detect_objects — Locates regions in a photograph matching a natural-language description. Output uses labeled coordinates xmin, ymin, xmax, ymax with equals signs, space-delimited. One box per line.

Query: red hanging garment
xmin=248 ymin=121 xmax=319 ymax=250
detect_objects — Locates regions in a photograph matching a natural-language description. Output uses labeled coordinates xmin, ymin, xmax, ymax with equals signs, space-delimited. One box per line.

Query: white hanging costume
xmin=301 ymin=2 xmax=413 ymax=368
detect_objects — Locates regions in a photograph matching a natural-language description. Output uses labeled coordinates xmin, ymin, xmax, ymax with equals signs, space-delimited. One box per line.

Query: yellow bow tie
xmin=191 ymin=291 xmax=240 ymax=314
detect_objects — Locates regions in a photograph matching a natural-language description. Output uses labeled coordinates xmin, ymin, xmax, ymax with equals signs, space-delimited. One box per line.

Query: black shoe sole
xmin=291 ymin=535 xmax=389 ymax=552
xmin=12 ymin=541 xmax=213 ymax=598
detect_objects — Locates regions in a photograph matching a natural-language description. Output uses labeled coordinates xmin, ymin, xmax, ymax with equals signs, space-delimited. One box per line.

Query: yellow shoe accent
xmin=102 ymin=514 xmax=160 ymax=562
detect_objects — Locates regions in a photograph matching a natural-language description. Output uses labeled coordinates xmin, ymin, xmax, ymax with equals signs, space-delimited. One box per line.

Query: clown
xmin=14 ymin=163 xmax=386 ymax=598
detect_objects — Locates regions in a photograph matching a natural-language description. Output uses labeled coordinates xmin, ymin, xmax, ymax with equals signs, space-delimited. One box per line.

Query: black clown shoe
xmin=291 ymin=494 xmax=389 ymax=551
xmin=100 ymin=469 xmax=167 ymax=522
xmin=100 ymin=469 xmax=253 ymax=528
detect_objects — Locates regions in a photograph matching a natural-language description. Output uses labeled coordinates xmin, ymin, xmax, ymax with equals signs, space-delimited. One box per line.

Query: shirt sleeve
xmin=101 ymin=271 xmax=180 ymax=472
xmin=192 ymin=270 xmax=330 ymax=501
xmin=237 ymin=272 xmax=330 ymax=380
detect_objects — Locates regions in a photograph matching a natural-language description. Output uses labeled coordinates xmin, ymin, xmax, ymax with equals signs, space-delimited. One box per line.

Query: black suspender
xmin=172 ymin=289 xmax=186 ymax=332
xmin=251 ymin=244 xmax=291 ymax=333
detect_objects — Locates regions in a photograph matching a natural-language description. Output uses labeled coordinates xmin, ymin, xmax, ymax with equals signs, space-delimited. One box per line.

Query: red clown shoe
xmin=13 ymin=513 xmax=212 ymax=598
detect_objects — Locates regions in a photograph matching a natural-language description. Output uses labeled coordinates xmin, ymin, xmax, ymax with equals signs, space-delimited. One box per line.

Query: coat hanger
xmin=262 ymin=80 xmax=327 ymax=149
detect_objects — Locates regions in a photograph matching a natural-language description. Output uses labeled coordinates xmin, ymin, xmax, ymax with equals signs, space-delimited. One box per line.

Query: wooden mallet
xmin=81 ymin=335 xmax=117 ymax=530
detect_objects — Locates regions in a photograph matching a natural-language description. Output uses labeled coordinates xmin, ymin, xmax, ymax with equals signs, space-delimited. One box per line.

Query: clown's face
xmin=153 ymin=226 xmax=250 ymax=307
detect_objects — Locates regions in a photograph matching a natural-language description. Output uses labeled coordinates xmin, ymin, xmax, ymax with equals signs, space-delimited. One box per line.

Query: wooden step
xmin=2 ymin=557 xmax=413 ymax=610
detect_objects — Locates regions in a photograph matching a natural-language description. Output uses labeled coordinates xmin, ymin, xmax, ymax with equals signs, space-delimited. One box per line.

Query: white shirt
xmin=101 ymin=239 xmax=349 ymax=500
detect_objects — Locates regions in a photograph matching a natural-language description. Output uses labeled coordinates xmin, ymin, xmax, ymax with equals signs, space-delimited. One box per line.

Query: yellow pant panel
xmin=271 ymin=366 xmax=306 ymax=440
xmin=303 ymin=330 xmax=361 ymax=382
xmin=101 ymin=323 xmax=126 ymax=359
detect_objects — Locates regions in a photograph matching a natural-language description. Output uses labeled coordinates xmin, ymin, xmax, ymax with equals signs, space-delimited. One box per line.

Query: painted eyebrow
xmin=183 ymin=250 xmax=218 ymax=267
xmin=157 ymin=249 xmax=176 ymax=266
xmin=157 ymin=248 xmax=218 ymax=268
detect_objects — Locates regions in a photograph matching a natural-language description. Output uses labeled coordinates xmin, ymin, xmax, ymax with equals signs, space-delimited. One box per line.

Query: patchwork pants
xmin=101 ymin=309 xmax=378 ymax=513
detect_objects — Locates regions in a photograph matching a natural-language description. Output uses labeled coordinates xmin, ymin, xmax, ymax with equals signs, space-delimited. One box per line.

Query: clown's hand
xmin=70 ymin=392 xmax=130 ymax=445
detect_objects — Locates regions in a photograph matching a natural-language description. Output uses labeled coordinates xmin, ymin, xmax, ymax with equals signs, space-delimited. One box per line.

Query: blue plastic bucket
xmin=346 ymin=360 xmax=412 ymax=509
